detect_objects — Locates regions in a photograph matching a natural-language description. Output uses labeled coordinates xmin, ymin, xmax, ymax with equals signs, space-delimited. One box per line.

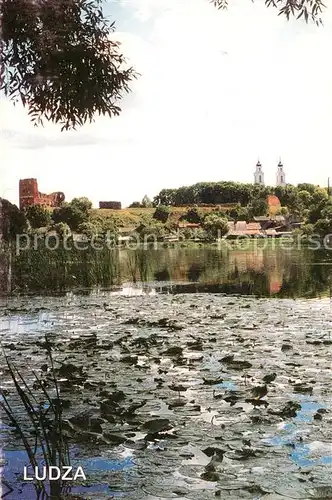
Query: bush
xmin=153 ymin=205 xmax=170 ymax=223
xmin=248 ymin=198 xmax=268 ymax=217
xmin=181 ymin=206 xmax=203 ymax=224
xmin=53 ymin=222 xmax=71 ymax=238
xmin=71 ymin=197 xmax=93 ymax=212
xmin=77 ymin=222 xmax=100 ymax=239
xmin=136 ymin=221 xmax=166 ymax=241
xmin=25 ymin=204 xmax=51 ymax=229
xmin=202 ymin=214 xmax=229 ymax=239
xmin=52 ymin=201 xmax=91 ymax=231
xmin=0 ymin=199 xmax=28 ymax=240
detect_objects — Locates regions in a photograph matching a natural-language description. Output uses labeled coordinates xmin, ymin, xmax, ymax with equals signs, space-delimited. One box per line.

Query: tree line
xmin=152 ymin=181 xmax=322 ymax=208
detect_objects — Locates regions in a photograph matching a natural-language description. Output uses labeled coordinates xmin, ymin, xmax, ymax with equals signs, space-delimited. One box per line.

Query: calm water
xmin=4 ymin=243 xmax=332 ymax=297
xmin=1 ymin=245 xmax=332 ymax=499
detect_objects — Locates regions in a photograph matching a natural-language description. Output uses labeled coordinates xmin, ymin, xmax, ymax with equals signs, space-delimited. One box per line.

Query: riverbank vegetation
xmin=2 ymin=181 xmax=332 ymax=245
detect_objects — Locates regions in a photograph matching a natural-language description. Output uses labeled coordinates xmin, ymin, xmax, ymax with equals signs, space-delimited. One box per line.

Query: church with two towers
xmin=254 ymin=159 xmax=286 ymax=186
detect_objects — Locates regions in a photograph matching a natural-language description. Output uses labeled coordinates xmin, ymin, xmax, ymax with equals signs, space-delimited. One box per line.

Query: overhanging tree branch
xmin=0 ymin=0 xmax=137 ymax=130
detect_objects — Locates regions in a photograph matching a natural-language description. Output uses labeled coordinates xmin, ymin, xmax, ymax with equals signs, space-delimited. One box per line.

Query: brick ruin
xmin=99 ymin=201 xmax=122 ymax=209
xmin=19 ymin=178 xmax=65 ymax=211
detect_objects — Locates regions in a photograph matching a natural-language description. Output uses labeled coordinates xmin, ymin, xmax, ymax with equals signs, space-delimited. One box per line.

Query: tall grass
xmin=0 ymin=336 xmax=71 ymax=499
xmin=12 ymin=242 xmax=120 ymax=292
xmin=125 ymin=249 xmax=150 ymax=283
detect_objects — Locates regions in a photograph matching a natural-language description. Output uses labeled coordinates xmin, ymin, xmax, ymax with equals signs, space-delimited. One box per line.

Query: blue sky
xmin=1 ymin=0 xmax=332 ymax=207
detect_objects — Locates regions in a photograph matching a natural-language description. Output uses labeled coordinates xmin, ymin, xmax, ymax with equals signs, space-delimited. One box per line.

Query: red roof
xmin=267 ymin=195 xmax=281 ymax=207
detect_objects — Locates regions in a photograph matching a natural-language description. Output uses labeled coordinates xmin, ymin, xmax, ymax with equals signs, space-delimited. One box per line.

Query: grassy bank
xmin=90 ymin=205 xmax=237 ymax=227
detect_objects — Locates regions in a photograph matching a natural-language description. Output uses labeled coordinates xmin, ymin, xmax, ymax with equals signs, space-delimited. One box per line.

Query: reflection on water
xmin=263 ymin=397 xmax=331 ymax=468
xmin=4 ymin=245 xmax=332 ymax=298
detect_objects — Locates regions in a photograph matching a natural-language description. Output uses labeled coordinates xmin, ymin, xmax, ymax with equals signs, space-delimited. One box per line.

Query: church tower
xmin=254 ymin=160 xmax=264 ymax=185
xmin=276 ymin=159 xmax=286 ymax=186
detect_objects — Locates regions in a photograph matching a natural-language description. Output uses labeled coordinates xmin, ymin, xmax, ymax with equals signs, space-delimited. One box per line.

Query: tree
xmin=0 ymin=0 xmax=136 ymax=130
xmin=297 ymin=183 xmax=317 ymax=195
xmin=181 ymin=206 xmax=204 ymax=224
xmin=153 ymin=189 xmax=176 ymax=207
xmin=280 ymin=207 xmax=289 ymax=216
xmin=212 ymin=0 xmax=325 ymax=25
xmin=202 ymin=213 xmax=229 ymax=239
xmin=312 ymin=187 xmax=328 ymax=206
xmin=1 ymin=0 xmax=324 ymax=130
xmin=70 ymin=197 xmax=92 ymax=212
xmin=136 ymin=221 xmax=166 ymax=241
xmin=25 ymin=204 xmax=51 ymax=229
xmin=0 ymin=199 xmax=28 ymax=240
xmin=128 ymin=201 xmax=142 ymax=208
xmin=227 ymin=204 xmax=250 ymax=222
xmin=77 ymin=221 xmax=100 ymax=238
xmin=297 ymin=190 xmax=312 ymax=208
xmin=53 ymin=222 xmax=71 ymax=238
xmin=52 ymin=201 xmax=89 ymax=231
xmin=153 ymin=205 xmax=171 ymax=223
xmin=248 ymin=197 xmax=268 ymax=217
xmin=141 ymin=195 xmax=152 ymax=208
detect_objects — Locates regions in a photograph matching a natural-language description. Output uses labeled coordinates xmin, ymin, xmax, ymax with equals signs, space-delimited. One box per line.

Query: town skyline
xmin=6 ymin=170 xmax=329 ymax=212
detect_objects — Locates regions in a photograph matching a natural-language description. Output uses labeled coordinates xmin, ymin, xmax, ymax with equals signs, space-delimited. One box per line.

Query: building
xmin=99 ymin=201 xmax=122 ymax=209
xmin=254 ymin=160 xmax=264 ymax=185
xmin=227 ymin=221 xmax=263 ymax=237
xmin=276 ymin=159 xmax=286 ymax=186
xmin=253 ymin=159 xmax=287 ymax=186
xmin=19 ymin=179 xmax=65 ymax=210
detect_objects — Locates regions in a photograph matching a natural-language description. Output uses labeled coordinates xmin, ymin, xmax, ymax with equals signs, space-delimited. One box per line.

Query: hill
xmin=90 ymin=205 xmax=238 ymax=227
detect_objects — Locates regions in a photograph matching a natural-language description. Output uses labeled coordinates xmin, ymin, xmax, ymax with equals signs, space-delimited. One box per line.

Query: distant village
xmin=14 ymin=159 xmax=305 ymax=242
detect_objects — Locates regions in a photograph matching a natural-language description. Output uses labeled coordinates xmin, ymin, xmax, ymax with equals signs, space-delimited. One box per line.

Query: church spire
xmin=254 ymin=159 xmax=264 ymax=185
xmin=276 ymin=158 xmax=286 ymax=186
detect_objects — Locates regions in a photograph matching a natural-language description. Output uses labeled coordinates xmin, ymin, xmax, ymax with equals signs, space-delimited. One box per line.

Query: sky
xmin=1 ymin=0 xmax=332 ymax=207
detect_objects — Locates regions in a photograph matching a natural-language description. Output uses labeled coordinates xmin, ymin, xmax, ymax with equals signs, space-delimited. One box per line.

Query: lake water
xmin=0 ymin=245 xmax=332 ymax=499
xmin=4 ymin=243 xmax=332 ymax=297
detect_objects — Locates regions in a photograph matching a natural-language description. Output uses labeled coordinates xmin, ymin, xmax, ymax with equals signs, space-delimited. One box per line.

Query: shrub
xmin=180 ymin=206 xmax=203 ymax=224
xmin=153 ymin=205 xmax=170 ymax=223
xmin=25 ymin=205 xmax=52 ymax=229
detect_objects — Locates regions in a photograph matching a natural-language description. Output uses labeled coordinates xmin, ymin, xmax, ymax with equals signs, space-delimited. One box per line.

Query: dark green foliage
xmin=153 ymin=182 xmax=271 ymax=207
xmin=70 ymin=197 xmax=93 ymax=212
xmin=248 ymin=197 xmax=268 ymax=217
xmin=297 ymin=183 xmax=317 ymax=195
xmin=1 ymin=0 xmax=136 ymax=130
xmin=136 ymin=221 xmax=166 ymax=241
xmin=53 ymin=221 xmax=71 ymax=237
xmin=181 ymin=206 xmax=204 ymax=224
xmin=52 ymin=196 xmax=92 ymax=231
xmin=128 ymin=201 xmax=142 ymax=208
xmin=0 ymin=198 xmax=28 ymax=240
xmin=153 ymin=205 xmax=171 ymax=223
xmin=227 ymin=203 xmax=250 ymax=222
xmin=25 ymin=204 xmax=51 ymax=229
xmin=297 ymin=190 xmax=313 ymax=209
xmin=202 ymin=213 xmax=229 ymax=239
xmin=52 ymin=203 xmax=88 ymax=231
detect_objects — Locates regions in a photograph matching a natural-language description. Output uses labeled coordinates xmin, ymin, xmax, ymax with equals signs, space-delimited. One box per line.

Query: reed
xmin=0 ymin=336 xmax=71 ymax=499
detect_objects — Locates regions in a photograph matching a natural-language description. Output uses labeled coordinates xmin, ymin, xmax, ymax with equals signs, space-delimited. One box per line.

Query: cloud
xmin=1 ymin=0 xmax=332 ymax=207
